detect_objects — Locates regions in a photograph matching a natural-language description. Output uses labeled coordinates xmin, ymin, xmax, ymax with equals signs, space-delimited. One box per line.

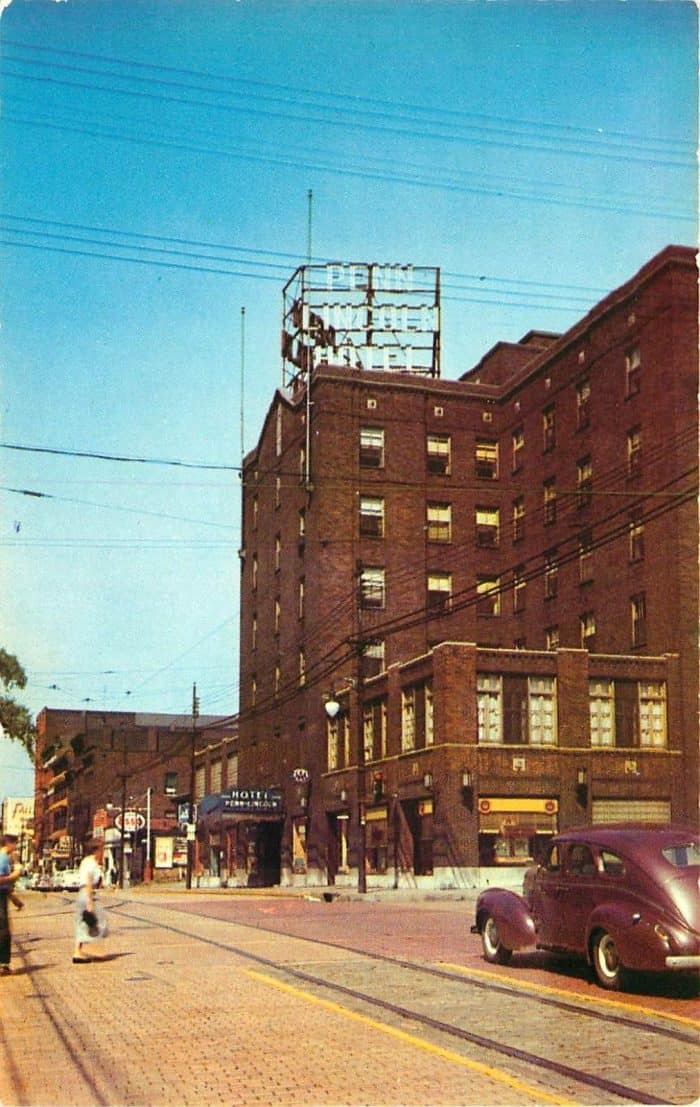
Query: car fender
xmin=585 ymin=902 xmax=673 ymax=971
xmin=474 ymin=888 xmax=537 ymax=951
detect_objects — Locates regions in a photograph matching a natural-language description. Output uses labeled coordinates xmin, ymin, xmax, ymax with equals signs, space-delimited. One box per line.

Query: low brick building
xmin=237 ymin=244 xmax=697 ymax=888
xmin=34 ymin=708 xmax=237 ymax=881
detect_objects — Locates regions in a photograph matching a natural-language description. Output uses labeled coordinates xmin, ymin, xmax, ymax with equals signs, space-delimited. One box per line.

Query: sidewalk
xmin=0 ymin=889 xmax=520 ymax=1107
xmin=129 ymin=879 xmax=480 ymax=905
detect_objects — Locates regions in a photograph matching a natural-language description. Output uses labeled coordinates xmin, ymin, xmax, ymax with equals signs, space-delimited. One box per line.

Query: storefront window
xmin=478 ymin=797 xmax=558 ymax=865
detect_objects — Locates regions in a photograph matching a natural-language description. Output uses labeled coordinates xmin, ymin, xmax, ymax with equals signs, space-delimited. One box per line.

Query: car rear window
xmin=662 ymin=843 xmax=700 ymax=867
xmin=600 ymin=850 xmax=625 ymax=876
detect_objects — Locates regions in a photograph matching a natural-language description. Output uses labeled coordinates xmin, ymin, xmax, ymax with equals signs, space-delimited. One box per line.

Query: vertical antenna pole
xmin=307 ymin=188 xmax=313 ymax=263
xmin=240 ymin=306 xmax=246 ymax=462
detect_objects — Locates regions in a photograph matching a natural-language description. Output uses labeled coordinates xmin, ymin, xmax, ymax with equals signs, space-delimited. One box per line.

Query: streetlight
xmin=324 ymin=687 xmax=366 ymax=894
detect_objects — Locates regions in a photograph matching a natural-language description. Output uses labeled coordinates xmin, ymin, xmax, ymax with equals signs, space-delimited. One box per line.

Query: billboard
xmin=282 ymin=263 xmax=440 ymax=380
xmin=2 ymin=797 xmax=34 ymax=837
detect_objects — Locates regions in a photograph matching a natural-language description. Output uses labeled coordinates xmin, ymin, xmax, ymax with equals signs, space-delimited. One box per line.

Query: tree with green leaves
xmin=0 ymin=649 xmax=35 ymax=758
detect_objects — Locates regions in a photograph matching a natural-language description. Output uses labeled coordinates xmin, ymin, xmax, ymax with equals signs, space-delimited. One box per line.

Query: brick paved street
xmin=0 ymin=890 xmax=575 ymax=1107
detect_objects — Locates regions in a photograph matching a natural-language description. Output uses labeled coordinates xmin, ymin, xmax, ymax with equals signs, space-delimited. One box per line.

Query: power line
xmin=2 ymin=42 xmax=693 ymax=164
xmin=3 ymin=109 xmax=692 ymax=227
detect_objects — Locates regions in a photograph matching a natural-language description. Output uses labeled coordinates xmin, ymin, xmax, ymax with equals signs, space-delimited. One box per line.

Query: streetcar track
xmin=107 ymin=900 xmax=689 ymax=1105
xmin=130 ymin=896 xmax=699 ymax=1044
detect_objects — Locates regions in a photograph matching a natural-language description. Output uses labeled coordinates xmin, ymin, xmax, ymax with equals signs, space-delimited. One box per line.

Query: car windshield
xmin=661 ymin=843 xmax=700 ymax=867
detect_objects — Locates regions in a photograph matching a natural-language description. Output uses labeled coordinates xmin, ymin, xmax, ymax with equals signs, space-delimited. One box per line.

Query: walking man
xmin=0 ymin=833 xmax=22 ymax=974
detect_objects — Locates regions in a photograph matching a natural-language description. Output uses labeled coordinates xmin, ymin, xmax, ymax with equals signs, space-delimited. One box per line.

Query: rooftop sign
xmin=282 ymin=263 xmax=440 ymax=380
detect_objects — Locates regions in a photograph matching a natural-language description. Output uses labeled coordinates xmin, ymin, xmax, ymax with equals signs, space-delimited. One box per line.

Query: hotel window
xmin=577 ymin=456 xmax=593 ymax=509
xmin=576 ymin=378 xmax=590 ymax=429
xmin=543 ymin=478 xmax=557 ymax=525
xmin=627 ymin=426 xmax=641 ymax=479
xmin=360 ymin=496 xmax=385 ymax=538
xmin=477 ymin=675 xmax=557 ymax=745
xmin=274 ymin=663 xmax=281 ymax=694
xmin=545 ymin=626 xmax=559 ymax=650
xmin=327 ymin=712 xmax=349 ymax=771
xmin=210 ymin=759 xmax=222 ymax=794
xmin=639 ymin=682 xmax=667 ymax=748
xmin=580 ymin=611 xmax=596 ymax=650
xmin=251 ymin=677 xmax=257 ymax=707
xmin=275 ymin=405 xmax=283 ymax=456
xmin=477 ymin=675 xmax=501 ymax=743
xmin=477 ymin=576 xmax=501 ymax=617
xmin=251 ymin=614 xmax=258 ymax=651
xmin=629 ymin=510 xmax=645 ymax=562
xmin=360 ymin=426 xmax=385 ymax=468
xmin=476 ymin=506 xmax=500 ymax=547
xmin=298 ymin=579 xmax=305 ymax=620
xmin=425 ymin=684 xmax=434 ymax=746
xmin=275 ymin=534 xmax=281 ymax=572
xmin=274 ymin=598 xmax=281 ymax=635
xmin=226 ymin=753 xmax=238 ymax=788
xmin=544 ymin=550 xmax=558 ymax=599
xmin=299 ymin=508 xmax=306 ymax=538
xmin=364 ymin=699 xmax=388 ymax=761
xmin=625 ymin=345 xmax=641 ymax=397
xmin=589 ymin=681 xmax=614 ymax=746
xmin=590 ymin=680 xmax=667 ymax=749
xmin=252 ymin=554 xmax=258 ymax=592
xmin=401 ymin=682 xmax=433 ymax=751
xmin=401 ymin=687 xmax=416 ymax=751
xmin=360 ymin=567 xmax=385 ymax=609
xmin=513 ymin=496 xmax=525 ymax=543
xmin=512 ymin=427 xmax=524 ymax=472
xmin=427 ymin=433 xmax=451 ymax=475
xmin=275 ymin=476 xmax=281 ymax=509
xmin=298 ymin=649 xmax=306 ymax=686
xmin=362 ymin=638 xmax=385 ymax=678
xmin=631 ymin=593 xmax=647 ymax=647
xmin=579 ymin=529 xmax=593 ymax=585
xmin=427 ymin=502 xmax=451 ymax=542
xmin=427 ymin=571 xmax=452 ymax=612
xmin=299 ymin=447 xmax=306 ymax=483
xmin=542 ymin=405 xmax=556 ymax=452
xmin=252 ymin=494 xmax=259 ymax=531
xmin=195 ymin=766 xmax=206 ymax=802
xmin=475 ymin=440 xmax=498 ymax=480
xmin=164 ymin=772 xmax=178 ymax=796
xmin=529 ymin=677 xmax=557 ymax=745
xmin=513 ymin=566 xmax=526 ymax=613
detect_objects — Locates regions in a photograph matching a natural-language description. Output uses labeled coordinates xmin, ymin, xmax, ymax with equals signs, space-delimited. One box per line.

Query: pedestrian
xmin=73 ymin=837 xmax=109 ymax=964
xmin=0 ymin=833 xmax=22 ymax=974
xmin=8 ymin=852 xmax=24 ymax=911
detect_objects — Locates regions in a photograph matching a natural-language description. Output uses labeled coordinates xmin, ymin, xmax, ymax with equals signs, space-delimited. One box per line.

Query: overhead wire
xmin=1 ymin=43 xmax=693 ymax=166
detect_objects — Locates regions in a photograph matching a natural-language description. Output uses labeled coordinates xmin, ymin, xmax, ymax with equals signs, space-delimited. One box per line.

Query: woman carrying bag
xmin=73 ymin=838 xmax=109 ymax=963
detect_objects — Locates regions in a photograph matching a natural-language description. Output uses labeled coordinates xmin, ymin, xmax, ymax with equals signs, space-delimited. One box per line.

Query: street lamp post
xmin=324 ymin=677 xmax=366 ymax=895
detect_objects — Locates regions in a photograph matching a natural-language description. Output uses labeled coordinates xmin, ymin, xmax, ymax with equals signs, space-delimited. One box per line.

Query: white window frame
xmin=590 ymin=680 xmax=614 ymax=747
xmin=401 ymin=688 xmax=416 ymax=752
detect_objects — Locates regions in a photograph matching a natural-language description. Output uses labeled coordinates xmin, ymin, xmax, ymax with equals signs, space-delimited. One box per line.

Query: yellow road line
xmin=441 ymin=962 xmax=700 ymax=1029
xmin=246 ymin=969 xmax=578 ymax=1107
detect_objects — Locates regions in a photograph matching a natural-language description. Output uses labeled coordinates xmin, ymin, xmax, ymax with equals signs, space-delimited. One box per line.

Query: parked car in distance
xmin=472 ymin=823 xmax=700 ymax=990
xmin=54 ymin=868 xmax=81 ymax=892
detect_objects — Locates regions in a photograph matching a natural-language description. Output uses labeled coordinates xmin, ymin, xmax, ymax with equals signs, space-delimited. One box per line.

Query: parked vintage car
xmin=472 ymin=823 xmax=699 ymax=990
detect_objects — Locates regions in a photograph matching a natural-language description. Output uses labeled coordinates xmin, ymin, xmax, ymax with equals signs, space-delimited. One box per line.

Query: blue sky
xmin=0 ymin=0 xmax=697 ymax=798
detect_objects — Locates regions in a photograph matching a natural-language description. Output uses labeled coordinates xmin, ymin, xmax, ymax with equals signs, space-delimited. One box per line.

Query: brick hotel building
xmin=236 ymin=245 xmax=698 ymax=889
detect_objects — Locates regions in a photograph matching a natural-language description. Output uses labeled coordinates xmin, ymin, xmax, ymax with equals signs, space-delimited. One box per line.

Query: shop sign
xmin=114 ymin=810 xmax=146 ymax=832
xmin=221 ymin=788 xmax=283 ymax=814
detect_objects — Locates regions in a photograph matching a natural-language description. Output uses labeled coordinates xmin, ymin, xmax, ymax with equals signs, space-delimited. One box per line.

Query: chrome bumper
xmin=665 ymin=954 xmax=700 ymax=970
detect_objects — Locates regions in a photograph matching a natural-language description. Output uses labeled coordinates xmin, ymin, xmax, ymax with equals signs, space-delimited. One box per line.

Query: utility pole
xmin=186 ymin=683 xmax=199 ymax=889
xmin=355 ymin=561 xmax=367 ymax=894
xmin=119 ymin=730 xmax=127 ymax=889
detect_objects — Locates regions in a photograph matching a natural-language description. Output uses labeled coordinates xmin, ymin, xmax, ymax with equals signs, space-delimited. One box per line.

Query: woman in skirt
xmin=73 ymin=837 xmax=108 ymax=963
